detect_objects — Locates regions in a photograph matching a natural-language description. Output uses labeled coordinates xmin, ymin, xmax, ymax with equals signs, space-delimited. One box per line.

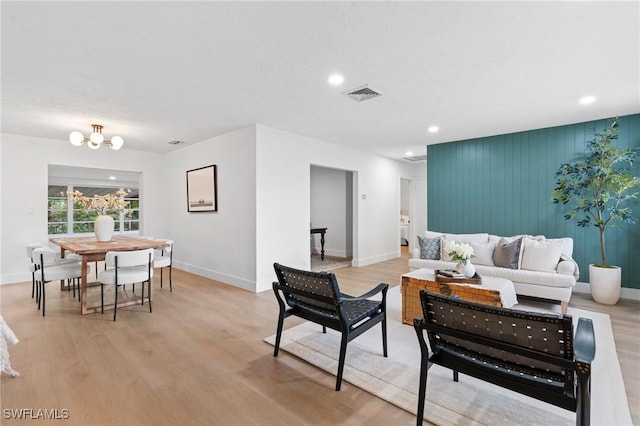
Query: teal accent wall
xmin=427 ymin=114 xmax=640 ymax=289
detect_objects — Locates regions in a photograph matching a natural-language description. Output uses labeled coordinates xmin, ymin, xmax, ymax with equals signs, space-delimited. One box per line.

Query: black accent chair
xmin=413 ymin=290 xmax=596 ymax=426
xmin=272 ymin=262 xmax=389 ymax=391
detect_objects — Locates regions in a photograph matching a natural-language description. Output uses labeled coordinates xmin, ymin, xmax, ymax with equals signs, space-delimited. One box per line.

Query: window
xmin=48 ymin=185 xmax=140 ymax=235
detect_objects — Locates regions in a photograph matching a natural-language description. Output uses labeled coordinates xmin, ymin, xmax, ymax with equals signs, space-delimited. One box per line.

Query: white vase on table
xmin=94 ymin=215 xmax=115 ymax=242
xmin=462 ymin=261 xmax=476 ymax=278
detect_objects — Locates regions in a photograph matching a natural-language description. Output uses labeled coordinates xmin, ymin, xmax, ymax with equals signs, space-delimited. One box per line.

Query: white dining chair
xmin=27 ymin=243 xmax=82 ymax=302
xmin=154 ymin=240 xmax=173 ymax=292
xmin=32 ymin=247 xmax=89 ymax=316
xmin=98 ymin=249 xmax=154 ymax=321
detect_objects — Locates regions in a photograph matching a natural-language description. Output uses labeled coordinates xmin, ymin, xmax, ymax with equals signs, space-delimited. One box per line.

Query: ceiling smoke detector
xmin=344 ymin=84 xmax=382 ymax=102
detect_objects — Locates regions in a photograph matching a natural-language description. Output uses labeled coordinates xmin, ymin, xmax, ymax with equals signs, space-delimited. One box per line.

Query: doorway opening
xmin=310 ymin=165 xmax=354 ymax=272
xmin=400 ymin=178 xmax=412 ymax=249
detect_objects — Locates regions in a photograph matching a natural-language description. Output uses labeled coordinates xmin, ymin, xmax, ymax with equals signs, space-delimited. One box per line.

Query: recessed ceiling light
xmin=328 ymin=74 xmax=344 ymax=86
xmin=405 ymin=151 xmax=413 ymax=156
xmin=428 ymin=126 xmax=439 ymax=133
xmin=109 ymin=176 xmax=116 ymax=180
xmin=579 ymin=96 xmax=596 ymax=105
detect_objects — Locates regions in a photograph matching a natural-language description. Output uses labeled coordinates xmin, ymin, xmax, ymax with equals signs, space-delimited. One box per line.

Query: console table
xmin=310 ymin=227 xmax=327 ymax=260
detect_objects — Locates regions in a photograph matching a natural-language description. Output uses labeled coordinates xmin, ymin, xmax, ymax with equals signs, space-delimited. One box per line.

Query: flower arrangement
xmin=444 ymin=240 xmax=475 ymax=265
xmin=67 ymin=190 xmax=130 ymax=216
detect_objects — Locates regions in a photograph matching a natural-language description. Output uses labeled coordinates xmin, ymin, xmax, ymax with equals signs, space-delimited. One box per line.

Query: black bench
xmin=414 ymin=290 xmax=596 ymax=426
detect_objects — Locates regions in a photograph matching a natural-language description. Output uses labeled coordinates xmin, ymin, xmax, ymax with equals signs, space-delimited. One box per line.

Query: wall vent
xmin=403 ymin=154 xmax=427 ymax=162
xmin=344 ymin=84 xmax=382 ymax=102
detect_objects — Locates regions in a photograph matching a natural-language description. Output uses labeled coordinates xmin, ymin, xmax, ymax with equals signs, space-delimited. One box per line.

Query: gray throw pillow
xmin=417 ymin=235 xmax=440 ymax=260
xmin=493 ymin=237 xmax=522 ymax=269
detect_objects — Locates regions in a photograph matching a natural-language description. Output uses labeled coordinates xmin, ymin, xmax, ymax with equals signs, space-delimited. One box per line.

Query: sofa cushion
xmin=407 ymin=259 xmax=575 ymax=289
xmin=424 ymin=230 xmax=445 ymax=239
xmin=440 ymin=233 xmax=489 ymax=261
xmin=493 ymin=237 xmax=522 ymax=269
xmin=417 ymin=235 xmax=440 ymax=260
xmin=443 ymin=233 xmax=489 ymax=244
xmin=469 ymin=240 xmax=497 ymax=266
xmin=521 ymin=238 xmax=564 ymax=273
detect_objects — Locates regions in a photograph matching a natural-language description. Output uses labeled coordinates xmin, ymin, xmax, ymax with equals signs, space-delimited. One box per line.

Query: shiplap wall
xmin=427 ymin=114 xmax=640 ymax=289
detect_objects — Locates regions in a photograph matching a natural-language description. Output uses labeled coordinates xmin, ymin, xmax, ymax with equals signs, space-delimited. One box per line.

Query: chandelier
xmin=69 ymin=124 xmax=124 ymax=150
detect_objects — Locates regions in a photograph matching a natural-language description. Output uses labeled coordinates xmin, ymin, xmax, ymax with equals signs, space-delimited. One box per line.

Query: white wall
xmin=163 ymin=126 xmax=257 ymax=291
xmin=1 ymin=126 xmax=422 ymax=294
xmin=255 ymin=125 xmax=416 ymax=292
xmin=0 ymin=133 xmax=165 ymax=284
xmin=310 ymin=166 xmax=350 ymax=258
xmin=411 ymin=174 xmax=427 ymax=248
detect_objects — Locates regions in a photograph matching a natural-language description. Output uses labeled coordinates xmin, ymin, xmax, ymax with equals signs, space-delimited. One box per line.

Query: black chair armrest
xmin=574 ymin=317 xmax=596 ymax=364
xmin=340 ymin=283 xmax=389 ymax=302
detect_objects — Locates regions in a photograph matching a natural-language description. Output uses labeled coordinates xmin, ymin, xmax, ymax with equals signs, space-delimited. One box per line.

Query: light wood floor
xmin=1 ymin=251 xmax=638 ymax=425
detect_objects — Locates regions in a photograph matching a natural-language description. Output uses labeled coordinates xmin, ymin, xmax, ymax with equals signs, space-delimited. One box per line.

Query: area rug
xmin=310 ymin=254 xmax=352 ymax=272
xmin=264 ymin=286 xmax=632 ymax=425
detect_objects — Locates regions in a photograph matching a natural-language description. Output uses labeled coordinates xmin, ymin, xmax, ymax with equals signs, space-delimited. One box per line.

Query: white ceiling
xmin=2 ymin=1 xmax=639 ymax=161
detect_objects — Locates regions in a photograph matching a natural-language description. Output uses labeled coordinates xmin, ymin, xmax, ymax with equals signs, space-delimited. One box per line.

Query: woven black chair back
xmin=274 ymin=262 xmax=341 ymax=320
xmin=421 ymin=291 xmax=575 ymax=392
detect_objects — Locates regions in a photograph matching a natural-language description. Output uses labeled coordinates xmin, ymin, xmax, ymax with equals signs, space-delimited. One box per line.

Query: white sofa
xmin=409 ymin=231 xmax=579 ymax=313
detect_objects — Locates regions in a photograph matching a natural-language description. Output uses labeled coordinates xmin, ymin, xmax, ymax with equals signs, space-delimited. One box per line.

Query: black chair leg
xmin=31 ymin=274 xmax=35 ymax=298
xmin=382 ymin=314 xmax=388 ymax=357
xmin=35 ymin=280 xmax=41 ymax=307
xmin=113 ymin=285 xmax=118 ymax=321
xmin=160 ymin=268 xmax=163 ymax=288
xmin=169 ymin=266 xmax=172 ymax=292
xmin=322 ymin=325 xmax=327 ymax=333
xmin=41 ymin=282 xmax=46 ymax=316
xmin=335 ymin=333 xmax=349 ymax=391
xmin=147 ymin=281 xmax=152 ymax=313
xmin=141 ymin=281 xmax=145 ymax=306
xmin=273 ymin=312 xmax=285 ymax=357
xmin=101 ymin=284 xmax=104 ymax=314
xmin=416 ymin=356 xmax=428 ymax=426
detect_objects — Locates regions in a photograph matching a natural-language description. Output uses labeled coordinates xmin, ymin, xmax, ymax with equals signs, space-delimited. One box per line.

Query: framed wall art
xmin=186 ymin=165 xmax=217 ymax=212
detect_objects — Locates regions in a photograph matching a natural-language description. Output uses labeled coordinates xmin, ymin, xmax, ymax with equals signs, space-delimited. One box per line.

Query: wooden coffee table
xmin=401 ymin=268 xmax=518 ymax=325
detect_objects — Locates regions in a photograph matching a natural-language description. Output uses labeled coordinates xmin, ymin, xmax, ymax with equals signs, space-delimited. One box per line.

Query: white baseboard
xmin=311 ymin=248 xmax=350 ymax=258
xmin=352 ymin=251 xmax=399 ymax=267
xmin=172 ymin=260 xmax=255 ymax=292
xmin=574 ymin=281 xmax=640 ymax=301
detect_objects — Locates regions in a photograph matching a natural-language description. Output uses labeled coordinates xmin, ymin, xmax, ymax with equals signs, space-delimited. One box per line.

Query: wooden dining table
xmin=49 ymin=235 xmax=169 ymax=315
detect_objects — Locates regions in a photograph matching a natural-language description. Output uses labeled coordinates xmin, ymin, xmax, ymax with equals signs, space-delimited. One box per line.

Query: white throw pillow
xmin=469 ymin=240 xmax=497 ymax=266
xmin=520 ymin=238 xmax=564 ymax=273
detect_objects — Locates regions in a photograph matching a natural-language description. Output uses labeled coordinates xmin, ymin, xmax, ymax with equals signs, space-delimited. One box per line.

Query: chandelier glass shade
xmin=69 ymin=124 xmax=124 ymax=150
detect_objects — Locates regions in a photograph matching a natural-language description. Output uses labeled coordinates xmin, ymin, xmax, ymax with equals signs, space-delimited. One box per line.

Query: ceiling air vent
xmin=168 ymin=140 xmax=185 ymax=145
xmin=403 ymin=154 xmax=427 ymax=162
xmin=344 ymin=84 xmax=382 ymax=102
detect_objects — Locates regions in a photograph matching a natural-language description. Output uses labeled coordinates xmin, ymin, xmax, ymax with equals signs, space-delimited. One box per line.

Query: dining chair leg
xmin=101 ymin=284 xmax=104 ymax=314
xmin=41 ymin=282 xmax=46 ymax=317
xmin=113 ymin=285 xmax=118 ymax=321
xmin=147 ymin=280 xmax=152 ymax=313
xmin=141 ymin=281 xmax=145 ymax=306
xmin=169 ymin=266 xmax=172 ymax=292
xmin=160 ymin=268 xmax=163 ymax=289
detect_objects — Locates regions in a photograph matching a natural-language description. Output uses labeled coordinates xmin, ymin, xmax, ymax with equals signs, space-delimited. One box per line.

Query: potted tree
xmin=552 ymin=117 xmax=639 ymax=304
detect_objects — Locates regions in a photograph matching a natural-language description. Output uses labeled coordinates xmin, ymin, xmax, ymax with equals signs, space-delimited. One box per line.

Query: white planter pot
xmin=94 ymin=215 xmax=115 ymax=242
xmin=589 ymin=264 xmax=621 ymax=305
